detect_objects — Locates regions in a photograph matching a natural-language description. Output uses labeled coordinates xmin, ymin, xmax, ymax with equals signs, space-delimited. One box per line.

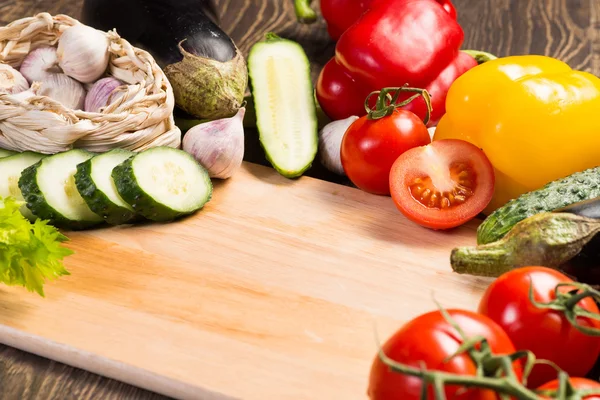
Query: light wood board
xmin=0 ymin=162 xmax=492 ymax=400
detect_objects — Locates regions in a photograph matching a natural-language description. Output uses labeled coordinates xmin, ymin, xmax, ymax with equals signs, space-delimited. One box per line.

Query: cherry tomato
xmin=478 ymin=267 xmax=600 ymax=389
xmin=538 ymin=377 xmax=600 ymax=399
xmin=368 ymin=309 xmax=522 ymax=400
xmin=389 ymin=139 xmax=495 ymax=230
xmin=341 ymin=109 xmax=431 ymax=195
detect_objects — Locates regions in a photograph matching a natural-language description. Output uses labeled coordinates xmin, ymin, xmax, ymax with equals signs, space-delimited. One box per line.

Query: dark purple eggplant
xmin=556 ymin=197 xmax=600 ymax=220
xmin=81 ymin=0 xmax=248 ymax=120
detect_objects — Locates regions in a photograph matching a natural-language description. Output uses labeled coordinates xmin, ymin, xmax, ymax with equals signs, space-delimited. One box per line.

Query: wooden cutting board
xmin=0 ymin=161 xmax=492 ymax=400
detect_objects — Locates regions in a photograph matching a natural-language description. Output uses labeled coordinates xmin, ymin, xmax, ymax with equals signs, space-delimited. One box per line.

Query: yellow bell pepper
xmin=433 ymin=55 xmax=600 ymax=214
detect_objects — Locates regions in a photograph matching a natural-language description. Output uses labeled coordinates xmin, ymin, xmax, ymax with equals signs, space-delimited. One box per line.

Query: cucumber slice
xmin=19 ymin=149 xmax=104 ymax=230
xmin=247 ymin=33 xmax=318 ymax=178
xmin=0 ymin=149 xmax=16 ymax=158
xmin=112 ymin=147 xmax=212 ymax=222
xmin=0 ymin=151 xmax=46 ymax=220
xmin=75 ymin=149 xmax=138 ymax=225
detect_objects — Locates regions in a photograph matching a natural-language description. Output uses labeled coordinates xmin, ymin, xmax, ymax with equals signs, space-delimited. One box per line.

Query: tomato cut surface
xmin=390 ymin=139 xmax=495 ymax=230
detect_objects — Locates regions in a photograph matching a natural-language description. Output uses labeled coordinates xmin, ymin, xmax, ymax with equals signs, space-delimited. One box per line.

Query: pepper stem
xmin=364 ymin=86 xmax=432 ymax=125
xmin=462 ymin=50 xmax=499 ymax=64
xmin=294 ymin=0 xmax=318 ymax=24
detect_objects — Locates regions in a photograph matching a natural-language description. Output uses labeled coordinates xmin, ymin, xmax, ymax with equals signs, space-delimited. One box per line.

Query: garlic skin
xmin=19 ymin=46 xmax=61 ymax=83
xmin=319 ymin=115 xmax=359 ymax=176
xmin=0 ymin=64 xmax=29 ymax=94
xmin=8 ymin=81 xmax=41 ymax=102
xmin=182 ymin=107 xmax=245 ymax=179
xmin=57 ymin=25 xmax=110 ymax=83
xmin=84 ymin=77 xmax=124 ymax=112
xmin=39 ymin=73 xmax=86 ymax=110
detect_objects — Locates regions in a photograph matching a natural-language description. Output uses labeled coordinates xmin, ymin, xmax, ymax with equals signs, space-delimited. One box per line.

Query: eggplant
xmin=81 ymin=0 xmax=248 ymax=120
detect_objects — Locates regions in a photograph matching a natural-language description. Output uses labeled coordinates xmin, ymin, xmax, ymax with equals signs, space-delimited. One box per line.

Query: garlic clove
xmin=182 ymin=107 xmax=246 ymax=179
xmin=57 ymin=24 xmax=110 ymax=83
xmin=38 ymin=73 xmax=87 ymax=110
xmin=84 ymin=77 xmax=124 ymax=113
xmin=0 ymin=64 xmax=29 ymax=94
xmin=318 ymin=115 xmax=359 ymax=176
xmin=19 ymin=46 xmax=61 ymax=84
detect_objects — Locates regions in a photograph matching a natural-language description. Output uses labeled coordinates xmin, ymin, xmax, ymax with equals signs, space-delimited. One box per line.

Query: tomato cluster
xmin=368 ymin=267 xmax=600 ymax=399
xmin=339 ymin=89 xmax=495 ymax=230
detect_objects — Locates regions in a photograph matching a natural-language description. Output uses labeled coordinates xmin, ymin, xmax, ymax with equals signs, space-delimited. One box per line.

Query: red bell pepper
xmin=295 ymin=0 xmax=457 ymax=41
xmin=298 ymin=0 xmax=479 ymax=126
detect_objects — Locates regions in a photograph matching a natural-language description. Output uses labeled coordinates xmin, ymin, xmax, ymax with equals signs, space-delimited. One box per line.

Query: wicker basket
xmin=0 ymin=12 xmax=181 ymax=154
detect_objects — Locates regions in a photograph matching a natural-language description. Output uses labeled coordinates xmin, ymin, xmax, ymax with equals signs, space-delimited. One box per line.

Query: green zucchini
xmin=19 ymin=149 xmax=104 ymax=230
xmin=0 ymin=148 xmax=16 ymax=158
xmin=74 ymin=149 xmax=138 ymax=225
xmin=477 ymin=166 xmax=600 ymax=245
xmin=247 ymin=33 xmax=318 ymax=178
xmin=0 ymin=151 xmax=46 ymax=220
xmin=112 ymin=147 xmax=212 ymax=222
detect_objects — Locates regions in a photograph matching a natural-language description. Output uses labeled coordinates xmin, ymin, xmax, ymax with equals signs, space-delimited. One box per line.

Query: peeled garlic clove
xmin=84 ymin=77 xmax=124 ymax=112
xmin=39 ymin=73 xmax=87 ymax=110
xmin=0 ymin=64 xmax=29 ymax=94
xmin=319 ymin=115 xmax=359 ymax=176
xmin=19 ymin=46 xmax=61 ymax=83
xmin=57 ymin=24 xmax=110 ymax=83
xmin=182 ymin=107 xmax=246 ymax=179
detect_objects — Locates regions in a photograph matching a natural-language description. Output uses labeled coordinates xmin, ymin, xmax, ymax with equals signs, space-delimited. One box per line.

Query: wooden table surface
xmin=1 ymin=0 xmax=599 ymax=399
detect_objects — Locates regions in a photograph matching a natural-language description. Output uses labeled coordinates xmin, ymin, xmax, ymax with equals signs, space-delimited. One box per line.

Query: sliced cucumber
xmin=112 ymin=147 xmax=212 ymax=222
xmin=75 ymin=149 xmax=138 ymax=225
xmin=0 ymin=148 xmax=16 ymax=158
xmin=247 ymin=33 xmax=318 ymax=178
xmin=0 ymin=151 xmax=46 ymax=219
xmin=19 ymin=149 xmax=104 ymax=230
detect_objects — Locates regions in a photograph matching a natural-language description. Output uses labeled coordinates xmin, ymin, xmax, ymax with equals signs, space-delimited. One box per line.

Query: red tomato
xmin=478 ymin=267 xmax=600 ymax=389
xmin=538 ymin=377 xmax=600 ymax=399
xmin=341 ymin=109 xmax=431 ymax=195
xmin=389 ymin=139 xmax=495 ymax=230
xmin=368 ymin=309 xmax=522 ymax=400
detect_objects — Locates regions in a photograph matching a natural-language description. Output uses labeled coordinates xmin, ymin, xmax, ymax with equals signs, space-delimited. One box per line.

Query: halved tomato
xmin=389 ymin=139 xmax=495 ymax=230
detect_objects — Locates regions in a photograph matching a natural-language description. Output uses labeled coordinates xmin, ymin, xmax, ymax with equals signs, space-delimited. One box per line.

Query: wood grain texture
xmin=1 ymin=0 xmax=598 ymax=399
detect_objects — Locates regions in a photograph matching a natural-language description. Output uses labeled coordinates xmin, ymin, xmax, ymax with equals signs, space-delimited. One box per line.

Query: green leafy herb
xmin=0 ymin=196 xmax=73 ymax=296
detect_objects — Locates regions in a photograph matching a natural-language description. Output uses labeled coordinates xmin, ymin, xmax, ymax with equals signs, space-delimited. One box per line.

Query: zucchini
xmin=0 ymin=149 xmax=16 ymax=158
xmin=477 ymin=166 xmax=600 ymax=245
xmin=19 ymin=149 xmax=104 ymax=230
xmin=74 ymin=149 xmax=138 ymax=225
xmin=247 ymin=33 xmax=318 ymax=178
xmin=0 ymin=151 xmax=46 ymax=219
xmin=112 ymin=147 xmax=212 ymax=222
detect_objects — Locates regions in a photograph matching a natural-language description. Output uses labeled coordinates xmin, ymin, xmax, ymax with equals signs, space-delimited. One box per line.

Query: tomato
xmin=478 ymin=267 xmax=600 ymax=389
xmin=341 ymin=109 xmax=431 ymax=195
xmin=389 ymin=139 xmax=495 ymax=230
xmin=368 ymin=309 xmax=522 ymax=400
xmin=538 ymin=378 xmax=600 ymax=399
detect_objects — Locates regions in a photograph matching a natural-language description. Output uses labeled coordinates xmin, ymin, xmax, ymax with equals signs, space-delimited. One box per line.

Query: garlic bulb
xmin=318 ymin=115 xmax=359 ymax=175
xmin=19 ymin=46 xmax=61 ymax=83
xmin=57 ymin=25 xmax=110 ymax=83
xmin=0 ymin=64 xmax=29 ymax=94
xmin=182 ymin=107 xmax=245 ymax=179
xmin=39 ymin=73 xmax=86 ymax=110
xmin=84 ymin=77 xmax=124 ymax=112
xmin=9 ymin=82 xmax=41 ymax=102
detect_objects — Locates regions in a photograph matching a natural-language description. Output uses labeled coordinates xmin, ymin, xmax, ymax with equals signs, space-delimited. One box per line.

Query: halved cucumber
xmin=112 ymin=147 xmax=212 ymax=222
xmin=19 ymin=149 xmax=104 ymax=230
xmin=247 ymin=33 xmax=318 ymax=178
xmin=75 ymin=149 xmax=138 ymax=225
xmin=0 ymin=148 xmax=16 ymax=158
xmin=0 ymin=151 xmax=46 ymax=219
